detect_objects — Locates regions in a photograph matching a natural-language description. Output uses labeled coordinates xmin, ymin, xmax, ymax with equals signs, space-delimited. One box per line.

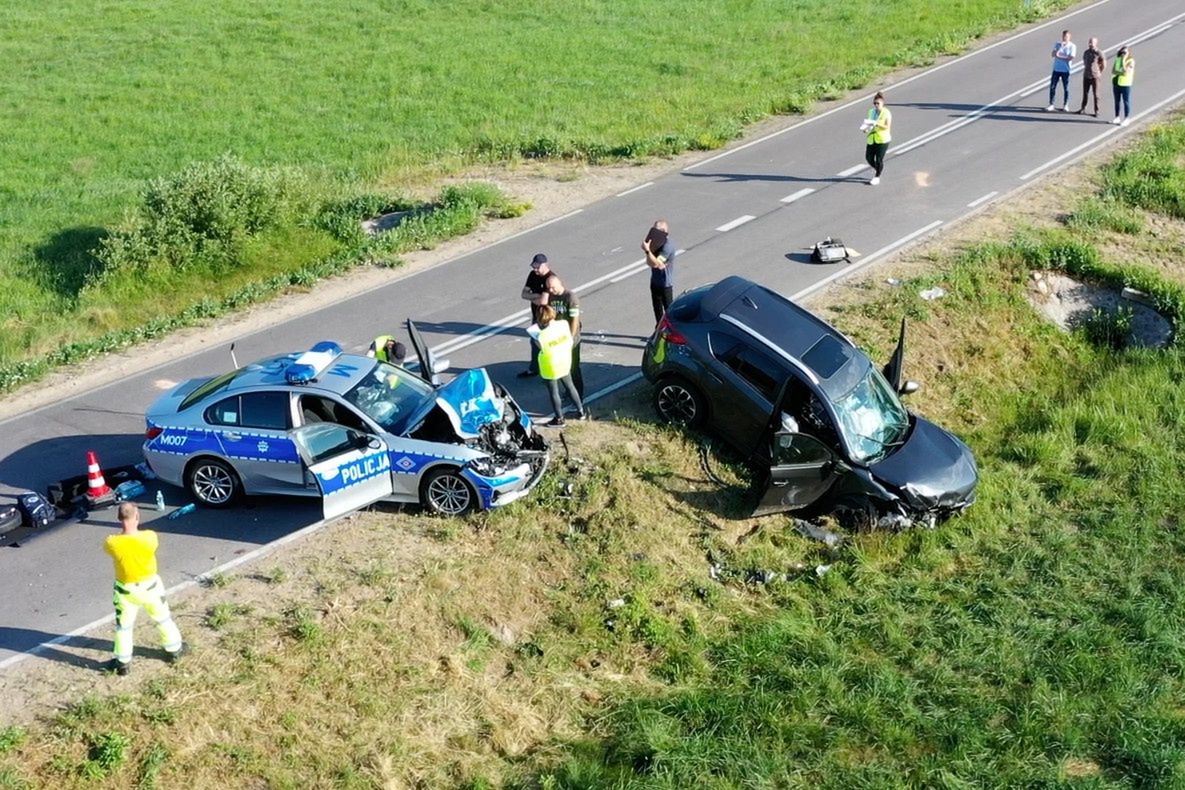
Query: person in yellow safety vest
xmin=104 ymin=502 xmax=184 ymax=675
xmin=1111 ymin=45 xmax=1135 ymax=127
xmin=861 ymin=91 xmax=892 ymax=186
xmin=367 ymin=335 xmax=407 ymax=365
xmin=527 ymin=305 xmax=587 ymax=427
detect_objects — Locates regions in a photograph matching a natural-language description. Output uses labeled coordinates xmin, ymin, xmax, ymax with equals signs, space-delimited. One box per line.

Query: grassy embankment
xmin=0 ymin=0 xmax=1074 ymax=388
xmin=0 ymin=119 xmax=1182 ymax=788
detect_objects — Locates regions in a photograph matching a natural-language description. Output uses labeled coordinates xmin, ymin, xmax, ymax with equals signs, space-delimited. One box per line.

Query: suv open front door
xmin=290 ymin=423 xmax=393 ymax=520
xmin=753 ymin=431 xmax=839 ymax=517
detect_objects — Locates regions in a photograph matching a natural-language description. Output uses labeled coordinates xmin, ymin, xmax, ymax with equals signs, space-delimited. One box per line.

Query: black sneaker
xmin=104 ymin=659 xmax=130 ymax=676
xmin=165 ymin=644 xmax=187 ymax=664
xmin=516 ymin=369 xmax=537 ymax=379
xmin=551 ymin=418 xmax=566 ymax=427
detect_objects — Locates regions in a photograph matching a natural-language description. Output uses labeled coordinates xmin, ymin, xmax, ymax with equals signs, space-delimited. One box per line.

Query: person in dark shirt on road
xmin=518 ymin=253 xmax=553 ymax=378
xmin=545 ymin=274 xmax=583 ymax=398
xmin=1076 ymin=37 xmax=1105 ymax=117
xmin=642 ymin=220 xmax=676 ymax=323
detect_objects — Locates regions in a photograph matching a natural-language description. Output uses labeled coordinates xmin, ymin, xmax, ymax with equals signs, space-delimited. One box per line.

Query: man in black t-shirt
xmin=518 ymin=253 xmax=552 ymax=377
xmin=545 ymin=274 xmax=583 ymax=397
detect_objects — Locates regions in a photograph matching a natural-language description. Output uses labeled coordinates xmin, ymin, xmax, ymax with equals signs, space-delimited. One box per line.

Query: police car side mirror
xmin=900 ymin=380 xmax=920 ymax=396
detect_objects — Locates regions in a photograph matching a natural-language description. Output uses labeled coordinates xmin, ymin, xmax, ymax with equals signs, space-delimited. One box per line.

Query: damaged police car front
xmin=142 ymin=321 xmax=548 ymax=518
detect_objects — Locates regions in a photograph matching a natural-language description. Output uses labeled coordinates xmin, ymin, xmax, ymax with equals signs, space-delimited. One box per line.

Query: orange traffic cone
xmin=85 ymin=450 xmax=115 ymax=506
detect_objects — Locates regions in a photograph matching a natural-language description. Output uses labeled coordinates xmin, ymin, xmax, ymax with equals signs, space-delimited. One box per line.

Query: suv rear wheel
xmin=653 ymin=377 xmax=707 ymax=428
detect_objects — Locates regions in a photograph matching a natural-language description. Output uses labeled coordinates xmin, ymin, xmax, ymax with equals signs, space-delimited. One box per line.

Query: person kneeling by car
xmin=367 ymin=334 xmax=407 ymax=365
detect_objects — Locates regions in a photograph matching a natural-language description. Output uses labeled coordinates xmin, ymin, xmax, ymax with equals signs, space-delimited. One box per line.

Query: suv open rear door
xmin=290 ymin=423 xmax=393 ymax=520
xmin=753 ymin=431 xmax=840 ymax=517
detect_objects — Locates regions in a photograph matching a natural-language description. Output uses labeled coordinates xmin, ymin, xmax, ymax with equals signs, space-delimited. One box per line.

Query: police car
xmin=142 ymin=322 xmax=549 ymax=518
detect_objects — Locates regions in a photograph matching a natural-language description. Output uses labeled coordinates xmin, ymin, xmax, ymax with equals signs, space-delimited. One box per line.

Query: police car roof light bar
xmin=285 ymin=341 xmax=344 ymax=385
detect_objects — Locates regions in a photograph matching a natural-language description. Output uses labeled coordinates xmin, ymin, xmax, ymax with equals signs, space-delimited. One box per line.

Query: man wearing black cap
xmin=518 ymin=253 xmax=553 ymax=378
xmin=642 ymin=220 xmax=676 ymax=323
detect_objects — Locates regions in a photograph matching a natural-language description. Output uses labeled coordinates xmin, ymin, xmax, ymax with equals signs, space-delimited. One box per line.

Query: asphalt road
xmin=2 ymin=0 xmax=1184 ymax=668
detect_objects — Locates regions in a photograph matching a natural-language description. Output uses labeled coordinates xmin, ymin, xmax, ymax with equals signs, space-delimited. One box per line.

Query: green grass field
xmin=1 ymin=118 xmax=1183 ymax=789
xmin=1 ymin=0 xmax=1070 ymax=378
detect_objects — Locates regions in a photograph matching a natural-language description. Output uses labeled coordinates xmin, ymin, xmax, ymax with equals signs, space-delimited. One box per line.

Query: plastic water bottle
xmin=155 ymin=490 xmax=166 ymax=511
xmin=167 ymin=503 xmax=197 ymax=520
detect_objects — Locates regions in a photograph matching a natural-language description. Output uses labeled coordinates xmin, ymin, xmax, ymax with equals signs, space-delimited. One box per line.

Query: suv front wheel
xmin=653 ymin=377 xmax=707 ymax=428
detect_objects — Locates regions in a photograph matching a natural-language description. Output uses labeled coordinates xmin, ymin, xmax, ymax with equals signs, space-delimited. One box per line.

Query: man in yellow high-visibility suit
xmin=104 ymin=502 xmax=184 ymax=675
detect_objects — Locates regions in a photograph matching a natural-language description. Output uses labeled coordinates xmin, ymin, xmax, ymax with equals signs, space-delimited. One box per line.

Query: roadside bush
xmin=1080 ymin=306 xmax=1135 ymax=350
xmin=93 ymin=155 xmax=312 ymax=280
xmin=1102 ymin=123 xmax=1185 ymax=219
xmin=1067 ymin=199 xmax=1144 ymax=234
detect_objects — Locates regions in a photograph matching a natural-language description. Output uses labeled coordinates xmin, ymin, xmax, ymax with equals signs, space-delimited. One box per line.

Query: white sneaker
xmin=1112 ymin=117 xmax=1122 ymax=125
xmin=1045 ymin=104 xmax=1056 ymax=112
xmin=869 ymin=176 xmax=880 ymax=186
xmin=1121 ymin=118 xmax=1131 ymax=127
xmin=1062 ymin=103 xmax=1071 ymax=112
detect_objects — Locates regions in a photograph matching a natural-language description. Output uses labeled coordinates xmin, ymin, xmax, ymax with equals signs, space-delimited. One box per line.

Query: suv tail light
xmin=656 ymin=315 xmax=688 ymax=345
xmin=145 ymin=426 xmax=163 ymax=441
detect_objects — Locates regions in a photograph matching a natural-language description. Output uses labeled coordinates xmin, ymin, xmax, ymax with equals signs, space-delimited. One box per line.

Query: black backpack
xmin=18 ymin=492 xmax=55 ymax=528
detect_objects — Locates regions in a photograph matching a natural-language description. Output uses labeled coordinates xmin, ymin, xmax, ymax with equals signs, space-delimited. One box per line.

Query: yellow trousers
xmin=112 ymin=575 xmax=182 ymax=663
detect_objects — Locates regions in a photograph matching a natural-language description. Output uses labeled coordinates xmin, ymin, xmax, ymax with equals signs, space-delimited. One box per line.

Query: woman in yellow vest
xmin=862 ymin=91 xmax=892 ymax=186
xmin=528 ymin=305 xmax=586 ymax=426
xmin=1111 ymin=45 xmax=1134 ymax=127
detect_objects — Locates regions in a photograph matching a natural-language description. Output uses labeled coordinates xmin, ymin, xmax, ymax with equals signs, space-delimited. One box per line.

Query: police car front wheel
xmin=185 ymin=458 xmax=242 ymax=509
xmin=421 ymin=468 xmax=476 ymax=516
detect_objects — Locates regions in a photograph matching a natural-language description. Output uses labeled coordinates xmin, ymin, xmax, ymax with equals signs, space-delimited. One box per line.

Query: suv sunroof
xmin=801 ymin=335 xmax=850 ymax=379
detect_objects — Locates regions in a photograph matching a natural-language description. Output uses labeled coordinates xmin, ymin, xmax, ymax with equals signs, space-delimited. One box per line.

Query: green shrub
xmin=1102 ymin=123 xmax=1185 ymax=219
xmin=1080 ymin=306 xmax=1135 ymax=350
xmin=1067 ymin=200 xmax=1144 ymax=234
xmin=93 ymin=154 xmax=311 ymax=281
xmin=81 ymin=732 xmax=130 ymax=778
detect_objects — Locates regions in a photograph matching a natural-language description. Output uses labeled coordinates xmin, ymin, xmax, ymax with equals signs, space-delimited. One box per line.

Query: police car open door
xmin=289 ymin=423 xmax=393 ymax=520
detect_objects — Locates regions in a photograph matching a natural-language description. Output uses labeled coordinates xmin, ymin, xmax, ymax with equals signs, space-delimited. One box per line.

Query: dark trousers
xmin=650 ymin=285 xmax=673 ymax=323
xmin=1113 ymin=83 xmax=1131 ymax=118
xmin=1078 ymin=75 xmax=1101 ymax=114
xmin=546 ymin=375 xmax=583 ymax=420
xmin=864 ymin=142 xmax=888 ymax=177
xmin=1049 ymin=70 xmax=1070 ymax=105
xmin=571 ymin=340 xmax=584 ymax=397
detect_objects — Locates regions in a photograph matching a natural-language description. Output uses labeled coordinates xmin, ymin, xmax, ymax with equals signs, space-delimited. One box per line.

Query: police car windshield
xmin=342 ymin=362 xmax=434 ymax=435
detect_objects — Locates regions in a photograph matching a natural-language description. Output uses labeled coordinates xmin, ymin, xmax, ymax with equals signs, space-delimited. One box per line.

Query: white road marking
xmin=615 ymin=181 xmax=654 ymax=197
xmin=682 ymin=0 xmax=1114 ymax=171
xmin=837 ymin=163 xmax=867 ymax=177
xmin=586 ymin=372 xmax=645 ymax=403
xmin=780 ymin=188 xmax=815 ymax=204
xmin=1021 ymin=85 xmax=1185 ymax=180
xmin=967 ymin=191 xmax=999 ymax=208
xmin=610 ymin=264 xmax=649 ymax=283
xmin=715 ymin=215 xmax=756 ymax=232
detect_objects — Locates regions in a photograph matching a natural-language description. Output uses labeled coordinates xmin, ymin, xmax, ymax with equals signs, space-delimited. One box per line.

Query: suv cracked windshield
xmin=831 ymin=365 xmax=910 ymax=464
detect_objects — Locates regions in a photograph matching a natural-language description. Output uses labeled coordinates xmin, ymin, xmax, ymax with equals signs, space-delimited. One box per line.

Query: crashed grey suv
xmin=641 ymin=276 xmax=978 ymax=527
